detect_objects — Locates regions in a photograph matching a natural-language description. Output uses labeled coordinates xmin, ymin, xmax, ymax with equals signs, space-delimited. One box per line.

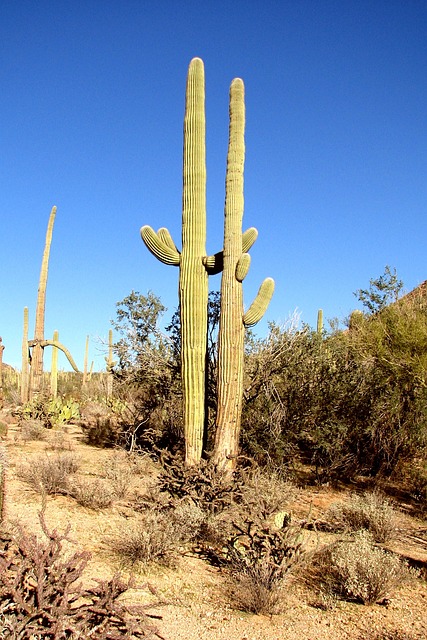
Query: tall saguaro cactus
xmin=141 ymin=58 xmax=209 ymax=466
xmin=213 ymin=79 xmax=274 ymax=473
xmin=30 ymin=206 xmax=57 ymax=399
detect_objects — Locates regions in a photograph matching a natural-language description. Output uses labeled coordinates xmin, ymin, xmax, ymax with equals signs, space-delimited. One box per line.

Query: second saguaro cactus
xmin=141 ymin=58 xmax=209 ymax=466
xmin=213 ymin=78 xmax=274 ymax=473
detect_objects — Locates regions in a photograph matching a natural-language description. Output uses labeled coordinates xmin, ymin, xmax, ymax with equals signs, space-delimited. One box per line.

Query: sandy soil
xmin=1 ymin=416 xmax=426 ymax=640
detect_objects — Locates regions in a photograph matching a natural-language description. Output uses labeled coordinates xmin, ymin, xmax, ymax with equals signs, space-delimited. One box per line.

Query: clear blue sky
xmin=1 ymin=0 xmax=426 ymax=371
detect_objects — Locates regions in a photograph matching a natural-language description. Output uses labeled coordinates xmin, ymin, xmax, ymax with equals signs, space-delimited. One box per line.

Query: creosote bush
xmin=326 ymin=492 xmax=398 ymax=543
xmin=18 ymin=453 xmax=79 ymax=495
xmin=301 ymin=530 xmax=415 ymax=605
xmin=0 ymin=512 xmax=163 ymax=638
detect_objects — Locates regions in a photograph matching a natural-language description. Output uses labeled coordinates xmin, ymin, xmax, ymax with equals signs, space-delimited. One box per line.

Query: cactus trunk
xmin=180 ymin=58 xmax=208 ymax=465
xmin=30 ymin=206 xmax=57 ymax=399
xmin=213 ymin=79 xmax=274 ymax=474
xmin=21 ymin=307 xmax=30 ymax=403
xmin=50 ymin=330 xmax=59 ymax=398
xmin=141 ymin=58 xmax=208 ymax=466
xmin=213 ymin=79 xmax=246 ymax=473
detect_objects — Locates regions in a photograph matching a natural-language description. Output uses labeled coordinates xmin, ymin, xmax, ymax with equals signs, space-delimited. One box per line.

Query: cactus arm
xmin=157 ymin=227 xmax=179 ymax=253
xmin=203 ymin=251 xmax=223 ymax=275
xmin=141 ymin=225 xmax=180 ymax=265
xmin=242 ymin=227 xmax=258 ymax=252
xmin=29 ymin=339 xmax=80 ymax=373
xmin=236 ymin=253 xmax=251 ymax=282
xmin=203 ymin=227 xmax=258 ymax=275
xmin=243 ymin=277 xmax=275 ymax=327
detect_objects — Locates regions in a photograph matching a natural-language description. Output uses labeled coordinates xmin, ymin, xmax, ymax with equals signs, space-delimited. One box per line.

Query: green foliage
xmin=21 ymin=396 xmax=80 ymax=429
xmin=241 ymin=288 xmax=427 ymax=480
xmin=111 ymin=290 xmax=167 ymax=376
xmin=302 ymin=530 xmax=415 ymax=605
xmin=354 ymin=265 xmax=404 ymax=314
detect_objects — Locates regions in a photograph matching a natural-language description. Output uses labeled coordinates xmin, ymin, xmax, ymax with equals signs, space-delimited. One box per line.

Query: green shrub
xmin=326 ymin=492 xmax=398 ymax=543
xmin=302 ymin=530 xmax=416 ymax=605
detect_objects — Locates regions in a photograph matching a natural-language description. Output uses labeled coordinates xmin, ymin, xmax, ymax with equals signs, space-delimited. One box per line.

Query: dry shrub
xmin=20 ymin=418 xmax=48 ymax=441
xmin=302 ymin=530 xmax=416 ymax=605
xmin=18 ymin=453 xmax=79 ymax=495
xmin=101 ymin=452 xmax=134 ymax=499
xmin=45 ymin=431 xmax=75 ymax=452
xmin=109 ymin=511 xmax=179 ymax=569
xmin=0 ymin=512 xmax=163 ymax=638
xmin=67 ymin=477 xmax=115 ymax=510
xmin=240 ymin=466 xmax=296 ymax=523
xmin=326 ymin=492 xmax=398 ymax=543
xmin=224 ymin=520 xmax=305 ymax=615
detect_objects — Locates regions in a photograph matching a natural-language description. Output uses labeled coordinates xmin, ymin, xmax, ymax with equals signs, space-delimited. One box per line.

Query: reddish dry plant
xmin=0 ymin=511 xmax=165 ymax=639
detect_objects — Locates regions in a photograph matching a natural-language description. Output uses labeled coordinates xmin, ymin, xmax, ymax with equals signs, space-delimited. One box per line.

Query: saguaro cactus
xmin=141 ymin=58 xmax=209 ymax=466
xmin=213 ymin=78 xmax=274 ymax=473
xmin=30 ymin=206 xmax=57 ymax=398
xmin=21 ymin=307 xmax=30 ymax=403
xmin=50 ymin=330 xmax=59 ymax=398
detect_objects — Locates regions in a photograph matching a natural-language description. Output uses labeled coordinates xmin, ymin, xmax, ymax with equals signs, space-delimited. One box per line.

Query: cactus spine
xmin=141 ymin=58 xmax=209 ymax=466
xmin=213 ymin=79 xmax=274 ymax=473
xmin=30 ymin=206 xmax=57 ymax=399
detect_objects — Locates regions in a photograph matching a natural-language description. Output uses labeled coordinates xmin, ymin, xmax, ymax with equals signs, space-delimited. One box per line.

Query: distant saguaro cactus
xmin=50 ymin=330 xmax=59 ymax=398
xmin=30 ymin=206 xmax=57 ymax=399
xmin=21 ymin=307 xmax=30 ymax=403
xmin=213 ymin=78 xmax=274 ymax=473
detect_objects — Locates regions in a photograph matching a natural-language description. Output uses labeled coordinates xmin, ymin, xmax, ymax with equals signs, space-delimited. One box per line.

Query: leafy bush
xmin=326 ymin=492 xmax=398 ymax=543
xmin=241 ymin=286 xmax=427 ymax=480
xmin=18 ymin=453 xmax=79 ymax=495
xmin=301 ymin=530 xmax=415 ymax=605
xmin=0 ymin=513 xmax=163 ymax=638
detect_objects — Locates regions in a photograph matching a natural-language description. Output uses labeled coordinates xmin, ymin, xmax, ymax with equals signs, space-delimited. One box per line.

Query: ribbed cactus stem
xmin=30 ymin=205 xmax=57 ymax=399
xmin=107 ymin=329 xmax=114 ymax=398
xmin=214 ymin=79 xmax=275 ymax=474
xmin=50 ymin=330 xmax=59 ymax=398
xmin=21 ymin=307 xmax=29 ymax=403
xmin=83 ymin=335 xmax=89 ymax=386
xmin=180 ymin=57 xmax=208 ymax=465
xmin=213 ymin=78 xmax=246 ymax=472
xmin=317 ymin=309 xmax=324 ymax=334
xmin=243 ymin=277 xmax=275 ymax=327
